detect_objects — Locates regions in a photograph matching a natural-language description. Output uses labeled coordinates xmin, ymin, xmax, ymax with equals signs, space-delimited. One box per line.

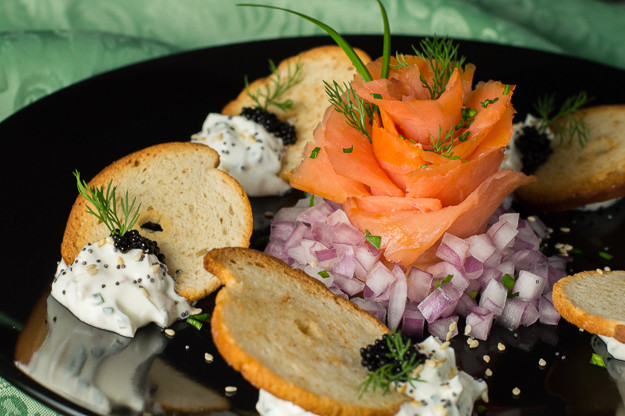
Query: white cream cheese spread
xmin=51 ymin=237 xmax=197 ymax=338
xmin=599 ymin=335 xmax=625 ymax=361
xmin=192 ymin=113 xmax=291 ymax=197
xmin=256 ymin=336 xmax=487 ymax=416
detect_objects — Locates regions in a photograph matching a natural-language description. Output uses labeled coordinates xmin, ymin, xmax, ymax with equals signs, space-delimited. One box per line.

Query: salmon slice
xmin=322 ymin=107 xmax=404 ymax=197
xmin=289 ymin=116 xmax=370 ymax=203
xmin=403 ymin=148 xmax=505 ymax=206
xmin=453 ymin=81 xmax=515 ymax=159
xmin=353 ymin=70 xmax=464 ymax=146
xmin=344 ymin=169 xmax=534 ymax=266
xmin=354 ymin=195 xmax=442 ymax=213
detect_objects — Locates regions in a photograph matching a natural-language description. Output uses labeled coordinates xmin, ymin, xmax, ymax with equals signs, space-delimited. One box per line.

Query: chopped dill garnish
xmin=590 ymin=353 xmax=606 ymax=368
xmin=343 ymin=145 xmax=354 ymax=153
xmin=318 ymin=270 xmax=331 ymax=278
xmin=325 ymin=80 xmax=376 ymax=141
xmin=599 ymin=251 xmax=613 ymax=260
xmin=413 ymin=36 xmax=466 ymax=99
xmin=533 ymin=91 xmax=593 ymax=146
xmin=245 ymin=58 xmax=303 ymax=112
xmin=426 ymin=126 xmax=463 ymax=160
xmin=434 ymin=274 xmax=454 ymax=289
xmin=74 ymin=170 xmax=140 ymax=237
xmin=391 ymin=52 xmax=410 ymax=68
xmin=365 ymin=230 xmax=381 ymax=249
xmin=310 ymin=147 xmax=321 ymax=159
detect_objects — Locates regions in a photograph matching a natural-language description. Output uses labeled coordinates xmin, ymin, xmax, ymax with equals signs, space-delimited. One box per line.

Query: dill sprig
xmin=74 ymin=170 xmax=140 ymax=237
xmin=325 ymin=80 xmax=376 ymax=141
xmin=245 ymin=58 xmax=304 ymax=112
xmin=533 ymin=91 xmax=593 ymax=146
xmin=360 ymin=332 xmax=423 ymax=395
xmin=426 ymin=126 xmax=463 ymax=160
xmin=413 ymin=36 xmax=466 ymax=99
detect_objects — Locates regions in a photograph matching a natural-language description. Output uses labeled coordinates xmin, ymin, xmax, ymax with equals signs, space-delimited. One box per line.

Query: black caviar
xmin=112 ymin=229 xmax=164 ymax=262
xmin=240 ymin=106 xmax=297 ymax=145
xmin=515 ymin=125 xmax=553 ymax=175
xmin=360 ymin=333 xmax=425 ymax=375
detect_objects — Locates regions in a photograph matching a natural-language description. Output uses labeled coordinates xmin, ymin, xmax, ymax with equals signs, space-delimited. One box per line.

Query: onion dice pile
xmin=265 ymin=195 xmax=567 ymax=341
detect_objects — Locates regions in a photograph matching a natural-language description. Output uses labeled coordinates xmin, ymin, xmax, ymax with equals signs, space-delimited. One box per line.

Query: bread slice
xmin=61 ymin=142 xmax=253 ymax=301
xmin=552 ymin=270 xmax=625 ymax=342
xmin=204 ymin=247 xmax=407 ymax=416
xmin=515 ymin=104 xmax=625 ymax=211
xmin=222 ymin=45 xmax=371 ymax=181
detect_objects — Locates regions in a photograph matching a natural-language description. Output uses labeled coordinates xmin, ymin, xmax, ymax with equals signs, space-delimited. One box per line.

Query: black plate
xmin=0 ymin=35 xmax=624 ymax=415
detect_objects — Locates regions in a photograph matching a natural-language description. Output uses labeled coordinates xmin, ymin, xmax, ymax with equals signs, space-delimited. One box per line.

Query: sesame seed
xmin=560 ymin=227 xmax=571 ymax=233
xmin=483 ymin=355 xmax=491 ymax=363
xmin=512 ymin=387 xmax=521 ymax=396
xmin=497 ymin=342 xmax=506 ymax=351
xmin=117 ymin=257 xmax=125 ymax=267
xmin=596 ymin=268 xmax=604 ymax=275
xmin=204 ymin=353 xmax=214 ymax=363
xmin=225 ymin=386 xmax=237 ymax=396
xmin=86 ymin=264 xmax=98 ymax=275
xmin=538 ymin=358 xmax=547 ymax=367
xmin=464 ymin=324 xmax=472 ymax=336
xmin=164 ymin=328 xmax=175 ymax=338
xmin=468 ymin=339 xmax=479 ymax=349
xmin=485 ymin=368 xmax=493 ymax=377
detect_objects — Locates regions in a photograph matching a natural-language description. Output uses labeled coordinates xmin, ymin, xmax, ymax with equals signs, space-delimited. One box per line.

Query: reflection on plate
xmin=0 ymin=35 xmax=624 ymax=415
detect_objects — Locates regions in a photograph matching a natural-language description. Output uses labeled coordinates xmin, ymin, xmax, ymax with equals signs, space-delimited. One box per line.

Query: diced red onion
xmin=387 ymin=266 xmax=408 ymax=331
xmin=468 ymin=233 xmax=496 ymax=263
xmin=330 ymin=244 xmax=356 ymax=278
xmin=465 ymin=306 xmax=494 ymax=340
xmin=418 ymin=284 xmax=461 ymax=323
xmin=269 ymin=221 xmax=297 ymax=243
xmin=428 ymin=315 xmax=459 ymax=340
xmin=513 ymin=270 xmax=546 ymax=301
xmin=539 ymin=292 xmax=561 ymax=325
xmin=436 ymin=233 xmax=470 ymax=267
xmin=402 ymin=304 xmax=426 ymax=338
xmin=332 ymin=273 xmax=365 ymax=297
xmin=351 ymin=297 xmax=386 ymax=323
xmin=455 ymin=292 xmax=478 ymax=318
xmin=487 ymin=218 xmax=519 ymax=250
xmin=479 ymin=280 xmax=508 ymax=316
xmin=521 ymin=300 xmax=540 ymax=326
xmin=406 ymin=268 xmax=433 ymax=303
xmin=296 ymin=200 xmax=335 ymax=224
xmin=272 ymin=206 xmax=307 ymax=223
xmin=365 ymin=262 xmax=396 ymax=298
xmin=265 ymin=196 xmax=568 ymax=341
xmin=497 ymin=297 xmax=528 ymax=331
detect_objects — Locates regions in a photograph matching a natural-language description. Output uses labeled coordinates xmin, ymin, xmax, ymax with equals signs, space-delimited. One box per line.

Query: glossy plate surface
xmin=0 ymin=35 xmax=623 ymax=415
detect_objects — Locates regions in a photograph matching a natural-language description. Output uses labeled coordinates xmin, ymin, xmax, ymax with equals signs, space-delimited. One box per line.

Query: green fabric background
xmin=0 ymin=0 xmax=623 ymax=414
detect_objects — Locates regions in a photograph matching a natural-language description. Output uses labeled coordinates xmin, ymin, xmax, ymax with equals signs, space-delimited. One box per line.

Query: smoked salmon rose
xmin=289 ymin=54 xmax=533 ymax=267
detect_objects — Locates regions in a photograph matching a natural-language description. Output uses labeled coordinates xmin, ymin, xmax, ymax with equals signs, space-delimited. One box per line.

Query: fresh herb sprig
xmin=427 ymin=126 xmax=463 ymax=160
xmin=325 ymin=80 xmax=376 ymax=141
xmin=414 ymin=36 xmax=466 ymax=99
xmin=74 ymin=170 xmax=140 ymax=237
xmin=533 ymin=91 xmax=593 ymax=146
xmin=245 ymin=58 xmax=304 ymax=111
xmin=360 ymin=332 xmax=423 ymax=395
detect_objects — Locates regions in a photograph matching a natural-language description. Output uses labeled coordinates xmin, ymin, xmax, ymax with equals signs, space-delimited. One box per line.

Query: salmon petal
xmin=344 ymin=169 xmax=534 ymax=266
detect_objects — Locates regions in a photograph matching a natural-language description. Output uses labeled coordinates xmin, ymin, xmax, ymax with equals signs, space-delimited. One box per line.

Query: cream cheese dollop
xmin=192 ymin=113 xmax=291 ymax=197
xmin=51 ymin=238 xmax=197 ymax=338
xmin=256 ymin=336 xmax=487 ymax=416
xmin=599 ymin=335 xmax=625 ymax=361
